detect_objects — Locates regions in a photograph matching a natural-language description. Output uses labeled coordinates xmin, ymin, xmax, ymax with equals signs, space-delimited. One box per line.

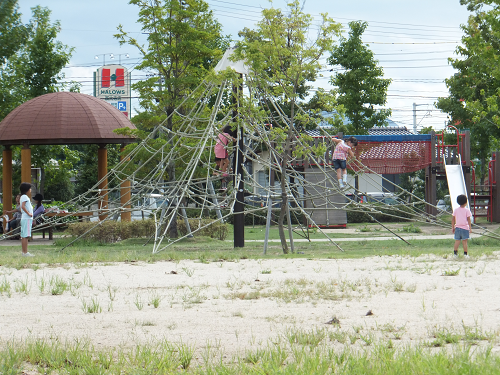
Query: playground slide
xmin=444 ymin=156 xmax=470 ymax=212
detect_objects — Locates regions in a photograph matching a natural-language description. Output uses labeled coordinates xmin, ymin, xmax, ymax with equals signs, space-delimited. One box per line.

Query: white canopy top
xmin=214 ymin=47 xmax=249 ymax=75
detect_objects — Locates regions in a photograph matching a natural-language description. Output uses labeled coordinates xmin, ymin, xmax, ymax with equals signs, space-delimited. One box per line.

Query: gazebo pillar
xmin=2 ymin=146 xmax=12 ymax=215
xmin=21 ymin=144 xmax=32 ymax=198
xmin=98 ymin=144 xmax=108 ymax=221
xmin=120 ymin=145 xmax=132 ymax=222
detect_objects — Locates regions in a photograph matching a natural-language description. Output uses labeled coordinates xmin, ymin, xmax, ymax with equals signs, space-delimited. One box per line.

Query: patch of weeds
xmin=36 ymin=275 xmax=47 ymax=293
xmin=107 ymin=285 xmax=117 ymax=301
xmin=431 ymin=327 xmax=461 ymax=345
xmin=0 ymin=277 xmax=11 ymax=297
xmin=134 ymin=294 xmax=144 ymax=310
xmin=177 ymin=342 xmax=195 ymax=369
xmin=475 ymin=265 xmax=486 ymax=275
xmin=182 ymin=267 xmax=195 ymax=277
xmin=406 ymin=283 xmax=417 ymax=293
xmin=462 ymin=323 xmax=492 ymax=342
xmin=81 ymin=297 xmax=102 ymax=313
xmin=15 ymin=276 xmax=31 ymax=295
xmin=83 ymin=272 xmax=93 ymax=289
xmin=260 ymin=269 xmax=272 ymax=274
xmin=286 ymin=328 xmax=326 ymax=348
xmin=329 ymin=330 xmax=347 ymax=344
xmin=400 ymin=224 xmax=422 ymax=233
xmin=232 ymin=311 xmax=244 ymax=318
xmin=198 ymin=253 xmax=209 ymax=264
xmin=359 ymin=333 xmax=374 ymax=346
xmin=149 ymin=291 xmax=162 ymax=308
xmin=359 ymin=226 xmax=371 ymax=232
xmin=442 ymin=268 xmax=460 ymax=276
xmin=244 ymin=349 xmax=265 ymax=364
xmin=50 ymin=276 xmax=68 ymax=295
xmin=137 ymin=320 xmax=155 ymax=327
xmin=182 ymin=286 xmax=207 ymax=306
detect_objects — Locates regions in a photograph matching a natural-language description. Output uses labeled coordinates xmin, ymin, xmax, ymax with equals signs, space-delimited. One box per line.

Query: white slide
xmin=444 ymin=155 xmax=470 ymax=212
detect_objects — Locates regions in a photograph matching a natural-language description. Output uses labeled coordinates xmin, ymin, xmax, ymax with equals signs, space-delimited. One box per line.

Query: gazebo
xmin=0 ymin=92 xmax=137 ymax=221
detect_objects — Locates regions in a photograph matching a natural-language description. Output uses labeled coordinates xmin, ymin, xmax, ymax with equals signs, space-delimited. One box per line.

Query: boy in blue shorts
xmin=451 ymin=194 xmax=472 ymax=258
xmin=19 ymin=182 xmax=34 ymax=257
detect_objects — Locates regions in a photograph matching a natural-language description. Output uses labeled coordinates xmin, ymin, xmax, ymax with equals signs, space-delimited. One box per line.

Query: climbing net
xmin=13 ymin=72 xmax=500 ymax=251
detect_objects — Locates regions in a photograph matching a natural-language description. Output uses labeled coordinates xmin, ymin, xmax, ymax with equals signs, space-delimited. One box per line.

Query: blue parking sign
xmin=118 ymin=101 xmax=127 ymax=111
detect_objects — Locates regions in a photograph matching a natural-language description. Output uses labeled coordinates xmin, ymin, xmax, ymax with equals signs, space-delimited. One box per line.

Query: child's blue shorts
xmin=20 ymin=218 xmax=33 ymax=238
xmin=333 ymin=159 xmax=346 ymax=170
xmin=454 ymin=227 xmax=469 ymax=240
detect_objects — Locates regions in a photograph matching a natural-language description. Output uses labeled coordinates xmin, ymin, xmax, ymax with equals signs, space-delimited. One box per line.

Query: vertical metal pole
xmin=413 ymin=103 xmax=417 ymax=134
xmin=233 ymin=77 xmax=245 ymax=248
xmin=179 ymin=202 xmax=193 ymax=238
xmin=286 ymin=201 xmax=294 ymax=253
xmin=263 ymin=166 xmax=275 ymax=254
xmin=208 ymin=181 xmax=223 ymax=221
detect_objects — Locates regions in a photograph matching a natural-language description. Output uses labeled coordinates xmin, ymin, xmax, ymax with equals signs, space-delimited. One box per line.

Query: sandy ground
xmin=2 ymin=252 xmax=500 ymax=357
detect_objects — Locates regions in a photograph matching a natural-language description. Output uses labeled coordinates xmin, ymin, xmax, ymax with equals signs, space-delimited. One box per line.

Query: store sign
xmin=94 ymin=64 xmax=131 ymax=118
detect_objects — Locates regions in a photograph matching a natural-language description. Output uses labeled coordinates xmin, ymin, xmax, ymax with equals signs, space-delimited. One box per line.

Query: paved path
xmin=244 ymin=233 xmax=484 ymax=243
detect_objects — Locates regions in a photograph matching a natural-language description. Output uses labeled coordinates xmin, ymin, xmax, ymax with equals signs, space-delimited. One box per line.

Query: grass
xmin=81 ymin=297 xmax=102 ymax=313
xmin=3 ymin=337 xmax=500 ymax=374
xmin=0 ymin=223 xmax=497 ymax=269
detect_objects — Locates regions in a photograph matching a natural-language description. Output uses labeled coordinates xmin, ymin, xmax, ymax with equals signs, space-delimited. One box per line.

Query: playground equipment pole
xmin=233 ymin=77 xmax=245 ymax=248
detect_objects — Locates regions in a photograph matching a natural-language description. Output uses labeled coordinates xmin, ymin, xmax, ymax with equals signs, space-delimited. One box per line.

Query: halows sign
xmin=94 ymin=64 xmax=131 ymax=119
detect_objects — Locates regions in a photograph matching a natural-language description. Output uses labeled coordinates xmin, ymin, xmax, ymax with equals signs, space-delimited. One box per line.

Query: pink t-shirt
xmin=453 ymin=206 xmax=472 ymax=230
xmin=332 ymin=140 xmax=351 ymax=160
xmin=214 ymin=132 xmax=231 ymax=158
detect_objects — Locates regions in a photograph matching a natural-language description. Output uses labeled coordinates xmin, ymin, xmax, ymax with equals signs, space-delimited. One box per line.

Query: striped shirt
xmin=332 ymin=140 xmax=351 ymax=161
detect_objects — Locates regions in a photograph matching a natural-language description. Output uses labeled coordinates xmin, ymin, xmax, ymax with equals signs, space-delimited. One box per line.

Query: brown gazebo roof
xmin=0 ymin=92 xmax=136 ymax=145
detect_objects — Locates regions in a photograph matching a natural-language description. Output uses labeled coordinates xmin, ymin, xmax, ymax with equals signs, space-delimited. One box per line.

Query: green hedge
xmin=183 ymin=207 xmax=305 ymax=226
xmin=67 ymin=219 xmax=229 ymax=243
xmin=346 ymin=203 xmax=414 ymax=223
xmin=177 ymin=218 xmax=229 ymax=241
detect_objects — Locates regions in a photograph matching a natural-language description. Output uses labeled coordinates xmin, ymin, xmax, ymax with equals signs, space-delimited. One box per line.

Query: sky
xmin=18 ymin=0 xmax=472 ymax=132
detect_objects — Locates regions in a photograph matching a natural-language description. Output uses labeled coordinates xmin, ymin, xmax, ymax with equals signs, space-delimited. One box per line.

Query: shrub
xmin=66 ymin=218 xmax=228 ymax=243
xmin=177 ymin=218 xmax=229 ymax=241
xmin=347 ymin=203 xmax=414 ymax=223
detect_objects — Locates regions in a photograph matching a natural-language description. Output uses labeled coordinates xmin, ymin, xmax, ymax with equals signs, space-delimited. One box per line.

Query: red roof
xmin=0 ymin=92 xmax=136 ymax=145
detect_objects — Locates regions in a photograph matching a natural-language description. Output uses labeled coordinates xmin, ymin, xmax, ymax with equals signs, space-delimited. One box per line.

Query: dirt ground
xmin=2 ymin=252 xmax=500 ymax=357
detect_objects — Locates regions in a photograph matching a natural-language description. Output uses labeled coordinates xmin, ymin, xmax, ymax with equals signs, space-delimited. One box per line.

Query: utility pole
xmin=413 ymin=103 xmax=417 ymax=134
xmin=413 ymin=103 xmax=429 ymax=134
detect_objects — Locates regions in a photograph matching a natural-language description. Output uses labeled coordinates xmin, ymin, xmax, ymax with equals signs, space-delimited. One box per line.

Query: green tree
xmin=235 ymin=0 xmax=341 ymax=253
xmin=115 ymin=0 xmax=230 ymax=237
xmin=19 ymin=6 xmax=73 ymax=98
xmin=328 ymin=21 xmax=392 ymax=135
xmin=436 ymin=1 xmax=500 ymax=184
xmin=0 ymin=0 xmax=28 ymax=120
xmin=19 ymin=6 xmax=74 ymax=196
xmin=0 ymin=5 xmax=76 ymax=198
xmin=0 ymin=0 xmax=27 ymax=62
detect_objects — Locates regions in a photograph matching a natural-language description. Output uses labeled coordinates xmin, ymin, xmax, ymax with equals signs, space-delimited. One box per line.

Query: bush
xmin=177 ymin=218 xmax=229 ymax=241
xmin=347 ymin=203 xmax=414 ymax=223
xmin=66 ymin=218 xmax=229 ymax=243
xmin=66 ymin=220 xmax=156 ymax=243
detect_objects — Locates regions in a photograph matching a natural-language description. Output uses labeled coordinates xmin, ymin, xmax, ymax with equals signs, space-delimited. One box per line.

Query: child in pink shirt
xmin=214 ymin=125 xmax=235 ymax=189
xmin=332 ymin=136 xmax=357 ymax=188
xmin=451 ymin=194 xmax=472 ymax=258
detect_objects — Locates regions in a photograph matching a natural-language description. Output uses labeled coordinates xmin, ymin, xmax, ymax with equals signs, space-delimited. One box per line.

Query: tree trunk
xmin=278 ymin=103 xmax=295 ymax=254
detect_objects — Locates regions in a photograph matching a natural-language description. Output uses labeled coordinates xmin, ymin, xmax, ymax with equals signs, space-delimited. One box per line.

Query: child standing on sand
xmin=332 ymin=136 xmax=358 ymax=189
xmin=451 ymin=194 xmax=472 ymax=258
xmin=19 ymin=182 xmax=34 ymax=257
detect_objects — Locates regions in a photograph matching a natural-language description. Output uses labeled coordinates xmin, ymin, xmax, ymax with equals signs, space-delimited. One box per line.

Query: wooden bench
xmin=34 ymin=212 xmax=93 ymax=240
